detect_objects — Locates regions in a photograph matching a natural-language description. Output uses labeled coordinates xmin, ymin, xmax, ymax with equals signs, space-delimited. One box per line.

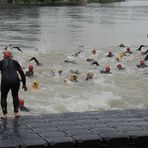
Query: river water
xmin=0 ymin=0 xmax=148 ymax=116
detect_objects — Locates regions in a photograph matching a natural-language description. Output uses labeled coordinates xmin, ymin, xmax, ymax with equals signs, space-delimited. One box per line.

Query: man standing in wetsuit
xmin=0 ymin=51 xmax=27 ymax=119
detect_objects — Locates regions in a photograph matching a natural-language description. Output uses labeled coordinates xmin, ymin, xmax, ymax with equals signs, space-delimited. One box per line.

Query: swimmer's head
xmin=3 ymin=51 xmax=12 ymax=59
xmin=108 ymin=51 xmax=112 ymax=56
xmin=91 ymin=49 xmax=96 ymax=55
xmin=105 ymin=66 xmax=111 ymax=73
xmin=117 ymin=64 xmax=122 ymax=69
xmin=140 ymin=60 xmax=145 ymax=65
xmin=70 ymin=74 xmax=78 ymax=81
xmin=127 ymin=47 xmax=131 ymax=52
xmin=28 ymin=64 xmax=33 ymax=71
xmin=32 ymin=81 xmax=39 ymax=89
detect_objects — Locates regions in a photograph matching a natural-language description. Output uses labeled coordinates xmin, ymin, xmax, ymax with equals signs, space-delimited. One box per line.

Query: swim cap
xmin=91 ymin=49 xmax=96 ymax=54
xmin=71 ymin=74 xmax=78 ymax=81
xmin=19 ymin=99 xmax=24 ymax=106
xmin=140 ymin=60 xmax=145 ymax=65
xmin=105 ymin=66 xmax=110 ymax=73
xmin=28 ymin=64 xmax=33 ymax=71
xmin=117 ymin=64 xmax=122 ymax=69
xmin=3 ymin=51 xmax=12 ymax=58
xmin=108 ymin=51 xmax=112 ymax=55
xmin=115 ymin=56 xmax=120 ymax=61
xmin=127 ymin=47 xmax=131 ymax=52
xmin=32 ymin=81 xmax=39 ymax=89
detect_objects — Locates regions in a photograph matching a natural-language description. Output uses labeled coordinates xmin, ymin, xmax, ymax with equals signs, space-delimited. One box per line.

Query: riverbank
xmin=0 ymin=0 xmax=125 ymax=5
xmin=0 ymin=109 xmax=148 ymax=148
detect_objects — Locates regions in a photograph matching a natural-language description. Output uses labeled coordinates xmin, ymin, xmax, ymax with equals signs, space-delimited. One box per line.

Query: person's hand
xmin=22 ymin=85 xmax=27 ymax=91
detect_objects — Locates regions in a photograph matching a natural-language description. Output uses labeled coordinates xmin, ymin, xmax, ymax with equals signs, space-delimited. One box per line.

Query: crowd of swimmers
xmin=23 ymin=44 xmax=148 ymax=84
xmin=0 ymin=43 xmax=148 ymax=118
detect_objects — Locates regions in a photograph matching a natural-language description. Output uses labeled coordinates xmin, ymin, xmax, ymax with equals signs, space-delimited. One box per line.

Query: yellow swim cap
xmin=115 ymin=56 xmax=120 ymax=61
xmin=32 ymin=80 xmax=39 ymax=89
xmin=70 ymin=74 xmax=78 ymax=81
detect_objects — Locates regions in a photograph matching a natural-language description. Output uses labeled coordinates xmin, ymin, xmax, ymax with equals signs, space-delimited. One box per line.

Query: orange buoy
xmin=19 ymin=99 xmax=24 ymax=106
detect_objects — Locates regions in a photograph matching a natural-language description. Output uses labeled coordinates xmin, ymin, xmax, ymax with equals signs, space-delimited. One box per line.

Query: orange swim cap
xmin=3 ymin=51 xmax=12 ymax=58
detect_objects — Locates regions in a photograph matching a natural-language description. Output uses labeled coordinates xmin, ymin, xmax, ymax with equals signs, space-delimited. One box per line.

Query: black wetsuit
xmin=144 ymin=54 xmax=148 ymax=61
xmin=137 ymin=64 xmax=148 ymax=68
xmin=0 ymin=58 xmax=26 ymax=115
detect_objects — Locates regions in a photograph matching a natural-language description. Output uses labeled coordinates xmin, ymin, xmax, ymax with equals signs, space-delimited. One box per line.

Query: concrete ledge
xmin=0 ymin=109 xmax=148 ymax=148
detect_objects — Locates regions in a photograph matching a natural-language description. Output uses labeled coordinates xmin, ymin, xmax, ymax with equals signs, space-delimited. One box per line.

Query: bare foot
xmin=1 ymin=114 xmax=7 ymax=120
xmin=14 ymin=113 xmax=21 ymax=118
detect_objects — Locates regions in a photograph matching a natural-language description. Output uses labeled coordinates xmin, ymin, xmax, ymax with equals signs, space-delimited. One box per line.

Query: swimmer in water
xmin=86 ymin=72 xmax=94 ymax=80
xmin=25 ymin=64 xmax=34 ymax=77
xmin=100 ymin=66 xmax=112 ymax=74
xmin=29 ymin=57 xmax=43 ymax=66
xmin=106 ymin=51 xmax=114 ymax=57
xmin=125 ymin=47 xmax=133 ymax=54
xmin=137 ymin=60 xmax=148 ymax=68
xmin=116 ymin=64 xmax=126 ymax=70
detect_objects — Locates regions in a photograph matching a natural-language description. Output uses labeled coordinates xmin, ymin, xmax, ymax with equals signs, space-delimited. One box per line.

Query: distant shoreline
xmin=0 ymin=0 xmax=125 ymax=6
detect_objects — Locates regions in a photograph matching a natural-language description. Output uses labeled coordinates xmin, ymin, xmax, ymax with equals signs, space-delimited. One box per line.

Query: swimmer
xmin=100 ymin=66 xmax=112 ymax=74
xmin=125 ymin=47 xmax=133 ymax=54
xmin=72 ymin=45 xmax=84 ymax=57
xmin=25 ymin=64 xmax=34 ymax=77
xmin=91 ymin=49 xmax=96 ymax=55
xmin=19 ymin=99 xmax=29 ymax=112
xmin=106 ymin=51 xmax=114 ymax=57
xmin=29 ymin=57 xmax=43 ymax=66
xmin=119 ymin=43 xmax=126 ymax=48
xmin=137 ymin=45 xmax=144 ymax=51
xmin=70 ymin=74 xmax=78 ymax=82
xmin=137 ymin=60 xmax=148 ymax=68
xmin=64 ymin=74 xmax=78 ymax=84
xmin=117 ymin=64 xmax=126 ymax=70
xmin=86 ymin=58 xmax=99 ymax=66
xmin=32 ymin=81 xmax=39 ymax=90
xmin=91 ymin=61 xmax=99 ymax=66
xmin=86 ymin=72 xmax=94 ymax=80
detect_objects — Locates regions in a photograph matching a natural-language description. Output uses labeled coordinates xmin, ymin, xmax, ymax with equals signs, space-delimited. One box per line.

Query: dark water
xmin=0 ymin=0 xmax=148 ymax=52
